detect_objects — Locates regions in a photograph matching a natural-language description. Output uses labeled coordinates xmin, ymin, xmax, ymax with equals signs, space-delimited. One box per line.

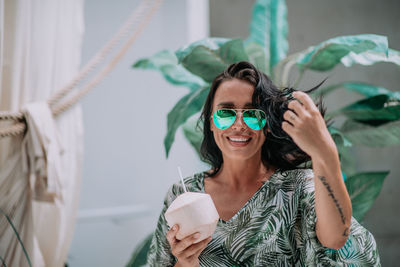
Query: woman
xmin=146 ymin=61 xmax=380 ymax=266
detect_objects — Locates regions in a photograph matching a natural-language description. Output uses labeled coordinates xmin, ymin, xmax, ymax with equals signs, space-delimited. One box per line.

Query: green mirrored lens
xmin=213 ymin=109 xmax=236 ymax=129
xmin=243 ymin=110 xmax=266 ymax=130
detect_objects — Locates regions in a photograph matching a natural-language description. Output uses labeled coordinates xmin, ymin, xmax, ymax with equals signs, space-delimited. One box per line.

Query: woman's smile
xmin=226 ymin=135 xmax=252 ymax=146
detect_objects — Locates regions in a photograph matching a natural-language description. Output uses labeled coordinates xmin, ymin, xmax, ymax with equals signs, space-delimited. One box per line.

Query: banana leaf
xmin=246 ymin=0 xmax=288 ymax=75
xmin=345 ymin=172 xmax=389 ymax=221
xmin=329 ymin=94 xmax=400 ymax=125
xmin=342 ymin=120 xmax=400 ymax=147
xmin=328 ymin=126 xmax=355 ymax=176
xmin=175 ymin=38 xmax=231 ymax=62
xmin=339 ymin=146 xmax=357 ymax=177
xmin=244 ymin=42 xmax=268 ymax=73
xmin=314 ymin=82 xmax=400 ymax=99
xmin=341 ymin=48 xmax=400 ymax=67
xmin=328 ymin=126 xmax=352 ymax=148
xmin=180 ymin=39 xmax=249 ymax=83
xmin=133 ymin=50 xmax=207 ymax=91
xmin=296 ymin=34 xmax=389 ymax=71
xmin=182 ymin=115 xmax=203 ymax=156
xmin=165 ymin=87 xmax=209 ymax=156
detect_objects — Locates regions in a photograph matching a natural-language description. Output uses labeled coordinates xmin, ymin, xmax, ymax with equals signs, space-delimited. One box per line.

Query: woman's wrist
xmin=310 ymin=141 xmax=339 ymax=163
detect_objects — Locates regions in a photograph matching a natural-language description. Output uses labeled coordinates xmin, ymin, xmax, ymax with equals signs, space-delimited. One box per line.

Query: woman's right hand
xmin=166 ymin=224 xmax=212 ymax=267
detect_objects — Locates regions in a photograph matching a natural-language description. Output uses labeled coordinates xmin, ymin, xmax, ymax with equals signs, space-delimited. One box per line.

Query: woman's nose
xmin=231 ymin=112 xmax=246 ymax=130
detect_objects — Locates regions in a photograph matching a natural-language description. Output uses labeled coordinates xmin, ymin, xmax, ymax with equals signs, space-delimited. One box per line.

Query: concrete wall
xmin=210 ymin=0 xmax=400 ymax=266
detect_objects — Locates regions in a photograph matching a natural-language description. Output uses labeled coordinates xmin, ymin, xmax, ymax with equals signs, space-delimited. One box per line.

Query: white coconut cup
xmin=165 ymin=192 xmax=219 ymax=243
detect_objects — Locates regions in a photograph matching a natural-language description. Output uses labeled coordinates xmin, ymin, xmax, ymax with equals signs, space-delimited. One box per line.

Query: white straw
xmin=177 ymin=166 xmax=187 ymax=193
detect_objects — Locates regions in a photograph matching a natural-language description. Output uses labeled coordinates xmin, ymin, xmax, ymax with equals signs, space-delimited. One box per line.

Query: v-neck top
xmin=205 ymin=169 xmax=281 ymax=224
xmin=145 ymin=169 xmax=380 ymax=266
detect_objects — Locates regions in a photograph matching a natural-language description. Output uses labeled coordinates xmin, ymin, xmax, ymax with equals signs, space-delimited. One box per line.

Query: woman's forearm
xmin=277 ymin=90 xmax=352 ymax=249
xmin=312 ymin=143 xmax=352 ymax=249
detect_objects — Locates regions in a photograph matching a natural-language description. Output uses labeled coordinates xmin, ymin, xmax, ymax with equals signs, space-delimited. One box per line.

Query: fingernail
xmin=172 ymin=225 xmax=177 ymax=231
xmin=194 ymin=233 xmax=200 ymax=239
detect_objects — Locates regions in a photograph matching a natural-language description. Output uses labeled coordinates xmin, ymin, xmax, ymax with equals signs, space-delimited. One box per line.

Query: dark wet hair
xmin=199 ymin=61 xmax=328 ymax=177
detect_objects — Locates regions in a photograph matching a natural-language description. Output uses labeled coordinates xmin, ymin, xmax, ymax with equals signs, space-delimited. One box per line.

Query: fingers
xmin=166 ymin=224 xmax=179 ymax=247
xmin=281 ymin=121 xmax=294 ymax=135
xmin=288 ymin=99 xmax=307 ymax=118
xmin=172 ymin=232 xmax=201 ymax=256
xmin=184 ymin=237 xmax=212 ymax=258
xmin=167 ymin=224 xmax=212 ymax=263
xmin=292 ymin=91 xmax=319 ymax=112
xmin=285 ymin=91 xmax=320 ymax=127
xmin=283 ymin=110 xmax=298 ymax=126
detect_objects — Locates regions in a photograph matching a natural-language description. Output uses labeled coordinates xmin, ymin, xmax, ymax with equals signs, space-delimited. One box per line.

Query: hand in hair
xmin=281 ymin=91 xmax=336 ymax=158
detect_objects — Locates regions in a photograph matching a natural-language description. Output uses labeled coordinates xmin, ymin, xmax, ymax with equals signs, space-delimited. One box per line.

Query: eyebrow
xmin=217 ymin=102 xmax=254 ymax=108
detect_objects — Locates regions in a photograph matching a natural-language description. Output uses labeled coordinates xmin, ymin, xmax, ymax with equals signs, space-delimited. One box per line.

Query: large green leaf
xmin=182 ymin=114 xmax=203 ymax=156
xmin=328 ymin=127 xmax=355 ymax=176
xmin=133 ymin=50 xmax=207 ymax=91
xmin=164 ymin=87 xmax=209 ymax=156
xmin=246 ymin=0 xmax=288 ymax=76
xmin=328 ymin=126 xmax=352 ymax=148
xmin=175 ymin=38 xmax=231 ymax=62
xmin=345 ymin=171 xmax=389 ymax=221
xmin=296 ymin=34 xmax=389 ymax=71
xmin=341 ymin=120 xmax=400 ymax=146
xmin=180 ymin=39 xmax=249 ymax=83
xmin=341 ymin=48 xmax=400 ymax=67
xmin=125 ymin=233 xmax=153 ymax=267
xmin=339 ymin=146 xmax=357 ymax=177
xmin=330 ymin=94 xmax=400 ymax=125
xmin=314 ymin=82 xmax=400 ymax=99
xmin=244 ymin=42 xmax=268 ymax=73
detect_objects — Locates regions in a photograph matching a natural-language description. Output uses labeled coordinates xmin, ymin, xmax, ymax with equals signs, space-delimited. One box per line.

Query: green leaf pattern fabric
xmin=146 ymin=169 xmax=380 ymax=266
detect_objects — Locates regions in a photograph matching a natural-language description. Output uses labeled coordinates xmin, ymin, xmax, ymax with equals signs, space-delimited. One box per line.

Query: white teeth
xmin=228 ymin=137 xmax=250 ymax=142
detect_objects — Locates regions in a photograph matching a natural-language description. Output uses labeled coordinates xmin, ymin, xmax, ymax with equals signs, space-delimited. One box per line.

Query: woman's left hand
xmin=281 ymin=91 xmax=336 ymax=158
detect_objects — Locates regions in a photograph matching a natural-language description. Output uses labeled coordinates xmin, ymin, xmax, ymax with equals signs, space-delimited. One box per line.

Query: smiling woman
xmin=145 ymin=61 xmax=380 ymax=266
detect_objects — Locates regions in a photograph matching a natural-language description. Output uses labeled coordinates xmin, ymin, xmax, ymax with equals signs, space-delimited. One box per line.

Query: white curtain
xmin=0 ymin=0 xmax=84 ymax=266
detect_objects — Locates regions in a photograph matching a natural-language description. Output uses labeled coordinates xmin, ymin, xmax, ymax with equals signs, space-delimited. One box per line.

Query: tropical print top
xmin=146 ymin=169 xmax=380 ymax=266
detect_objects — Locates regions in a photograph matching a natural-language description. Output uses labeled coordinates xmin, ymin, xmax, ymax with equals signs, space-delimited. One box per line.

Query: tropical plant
xmin=129 ymin=0 xmax=399 ymax=263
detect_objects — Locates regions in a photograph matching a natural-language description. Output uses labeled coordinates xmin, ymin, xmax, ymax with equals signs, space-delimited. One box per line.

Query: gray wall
xmin=210 ymin=0 xmax=400 ymax=266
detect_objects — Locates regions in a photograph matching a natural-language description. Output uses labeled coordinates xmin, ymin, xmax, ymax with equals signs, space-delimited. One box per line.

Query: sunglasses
xmin=213 ymin=108 xmax=267 ymax=130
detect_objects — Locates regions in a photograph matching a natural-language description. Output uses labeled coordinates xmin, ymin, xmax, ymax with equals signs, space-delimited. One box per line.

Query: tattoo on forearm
xmin=317 ymin=175 xmax=346 ymax=225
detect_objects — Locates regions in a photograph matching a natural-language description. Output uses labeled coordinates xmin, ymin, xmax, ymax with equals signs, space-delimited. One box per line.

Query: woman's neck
xmin=216 ymin=154 xmax=275 ymax=189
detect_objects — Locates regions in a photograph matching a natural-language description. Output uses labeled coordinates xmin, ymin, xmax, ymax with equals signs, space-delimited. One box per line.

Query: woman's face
xmin=211 ymin=78 xmax=266 ymax=161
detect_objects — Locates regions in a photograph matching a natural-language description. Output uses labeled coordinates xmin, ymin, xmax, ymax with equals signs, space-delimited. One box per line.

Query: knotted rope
xmin=0 ymin=0 xmax=163 ymax=137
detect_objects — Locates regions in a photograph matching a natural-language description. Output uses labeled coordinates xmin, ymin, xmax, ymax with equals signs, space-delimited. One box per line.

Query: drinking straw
xmin=177 ymin=166 xmax=187 ymax=193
